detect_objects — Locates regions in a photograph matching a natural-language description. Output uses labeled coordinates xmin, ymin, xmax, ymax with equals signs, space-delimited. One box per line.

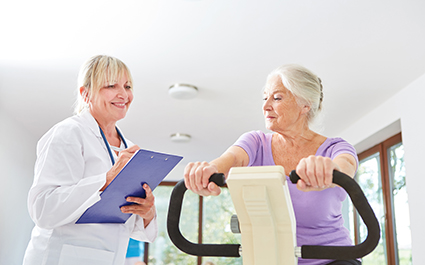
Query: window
xmin=202 ymin=188 xmax=242 ymax=265
xmin=352 ymin=133 xmax=412 ymax=265
xmin=142 ymin=183 xmax=242 ymax=265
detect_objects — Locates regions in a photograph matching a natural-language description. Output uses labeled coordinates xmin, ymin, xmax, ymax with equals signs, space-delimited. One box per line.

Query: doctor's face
xmin=89 ymin=74 xmax=133 ymax=124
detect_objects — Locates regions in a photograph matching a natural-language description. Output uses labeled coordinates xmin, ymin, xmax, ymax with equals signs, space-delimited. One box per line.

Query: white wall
xmin=339 ymin=73 xmax=425 ymax=264
xmin=0 ymin=110 xmax=36 ymax=265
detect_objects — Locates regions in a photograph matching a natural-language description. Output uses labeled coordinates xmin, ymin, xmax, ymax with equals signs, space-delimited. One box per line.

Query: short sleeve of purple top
xmin=233 ymin=130 xmax=359 ymax=265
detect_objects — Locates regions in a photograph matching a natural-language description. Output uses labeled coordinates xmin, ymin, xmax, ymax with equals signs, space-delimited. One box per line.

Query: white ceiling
xmin=1 ymin=0 xmax=425 ymax=180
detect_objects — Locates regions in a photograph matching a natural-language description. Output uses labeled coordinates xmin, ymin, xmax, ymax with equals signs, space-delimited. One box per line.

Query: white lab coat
xmin=23 ymin=110 xmax=157 ymax=265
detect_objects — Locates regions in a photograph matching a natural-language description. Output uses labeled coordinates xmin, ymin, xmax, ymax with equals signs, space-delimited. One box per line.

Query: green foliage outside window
xmin=149 ymin=185 xmax=198 ymax=265
xmin=356 ymin=154 xmax=387 ymax=265
xmin=389 ymin=144 xmax=412 ymax=264
xmin=202 ymin=188 xmax=242 ymax=265
xmin=148 ymin=185 xmax=242 ymax=265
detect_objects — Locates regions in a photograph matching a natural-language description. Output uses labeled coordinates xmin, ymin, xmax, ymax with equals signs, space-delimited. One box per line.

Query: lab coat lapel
xmin=78 ymin=110 xmax=111 ymax=157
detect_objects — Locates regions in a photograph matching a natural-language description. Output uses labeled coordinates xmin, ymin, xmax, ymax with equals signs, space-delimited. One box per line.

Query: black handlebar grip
xmin=167 ymin=173 xmax=240 ymax=257
xmin=289 ymin=170 xmax=380 ymax=260
xmin=209 ymin=173 xmax=226 ymax=187
xmin=289 ymin=170 xmax=301 ymax=184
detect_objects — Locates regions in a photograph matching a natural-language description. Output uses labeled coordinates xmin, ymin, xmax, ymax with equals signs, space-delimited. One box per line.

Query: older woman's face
xmin=262 ymin=76 xmax=308 ymax=133
xmin=89 ymin=74 xmax=133 ymax=124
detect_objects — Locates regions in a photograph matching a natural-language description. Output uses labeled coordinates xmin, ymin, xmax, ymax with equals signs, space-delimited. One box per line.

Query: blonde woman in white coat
xmin=23 ymin=55 xmax=157 ymax=265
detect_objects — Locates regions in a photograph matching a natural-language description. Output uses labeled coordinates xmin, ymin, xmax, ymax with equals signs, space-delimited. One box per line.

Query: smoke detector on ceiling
xmin=170 ymin=133 xmax=191 ymax=143
xmin=169 ymin=83 xmax=198 ymax=99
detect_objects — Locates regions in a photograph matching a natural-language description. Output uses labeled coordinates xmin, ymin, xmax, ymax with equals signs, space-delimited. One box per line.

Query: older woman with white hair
xmin=184 ymin=64 xmax=359 ymax=265
xmin=23 ymin=55 xmax=157 ymax=265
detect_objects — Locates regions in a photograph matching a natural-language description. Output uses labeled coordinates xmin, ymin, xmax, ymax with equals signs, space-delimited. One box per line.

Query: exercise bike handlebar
xmin=167 ymin=170 xmax=380 ymax=260
xmin=289 ymin=170 xmax=380 ymax=260
xmin=167 ymin=173 xmax=241 ymax=257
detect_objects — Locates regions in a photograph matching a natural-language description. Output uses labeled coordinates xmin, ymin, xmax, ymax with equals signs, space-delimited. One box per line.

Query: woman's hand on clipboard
xmin=100 ymin=145 xmax=140 ymax=191
xmin=121 ymin=183 xmax=156 ymax=228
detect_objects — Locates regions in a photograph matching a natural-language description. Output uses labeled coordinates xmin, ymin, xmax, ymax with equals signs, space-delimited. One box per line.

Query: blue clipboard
xmin=76 ymin=149 xmax=183 ymax=224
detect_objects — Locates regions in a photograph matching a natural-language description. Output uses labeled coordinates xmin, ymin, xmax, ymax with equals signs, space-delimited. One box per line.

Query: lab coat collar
xmin=77 ymin=110 xmax=127 ymax=141
xmin=78 ymin=110 xmax=102 ymax=139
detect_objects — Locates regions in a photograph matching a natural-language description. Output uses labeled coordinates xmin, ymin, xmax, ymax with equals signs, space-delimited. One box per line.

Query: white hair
xmin=266 ymin=64 xmax=323 ymax=126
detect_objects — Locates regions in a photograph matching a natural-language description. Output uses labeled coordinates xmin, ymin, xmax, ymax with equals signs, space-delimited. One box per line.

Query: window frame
xmin=355 ymin=132 xmax=402 ymax=265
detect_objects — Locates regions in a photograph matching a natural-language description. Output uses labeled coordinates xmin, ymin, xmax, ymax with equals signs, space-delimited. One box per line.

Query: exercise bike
xmin=167 ymin=166 xmax=380 ymax=264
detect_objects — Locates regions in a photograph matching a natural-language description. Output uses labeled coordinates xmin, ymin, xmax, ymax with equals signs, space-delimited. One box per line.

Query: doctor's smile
xmin=112 ymin=102 xmax=128 ymax=108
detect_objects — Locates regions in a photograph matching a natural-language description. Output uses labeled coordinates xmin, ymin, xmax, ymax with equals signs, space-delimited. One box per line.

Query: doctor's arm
xmin=28 ymin=128 xmax=106 ymax=229
xmin=101 ymin=145 xmax=141 ymax=191
xmin=121 ymin=183 xmax=156 ymax=227
xmin=123 ymin=184 xmax=158 ymax=242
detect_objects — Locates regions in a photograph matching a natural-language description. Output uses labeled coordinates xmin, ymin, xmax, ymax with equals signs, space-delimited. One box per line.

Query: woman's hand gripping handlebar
xmin=167 ymin=173 xmax=241 ymax=257
xmin=289 ymin=169 xmax=380 ymax=260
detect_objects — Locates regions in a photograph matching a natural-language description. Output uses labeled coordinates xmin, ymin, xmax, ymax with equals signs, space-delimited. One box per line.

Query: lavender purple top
xmin=233 ymin=130 xmax=359 ymax=265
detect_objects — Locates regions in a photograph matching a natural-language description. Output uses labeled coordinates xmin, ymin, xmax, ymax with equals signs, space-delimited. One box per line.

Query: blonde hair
xmin=267 ymin=64 xmax=323 ymax=125
xmin=74 ymin=55 xmax=134 ymax=114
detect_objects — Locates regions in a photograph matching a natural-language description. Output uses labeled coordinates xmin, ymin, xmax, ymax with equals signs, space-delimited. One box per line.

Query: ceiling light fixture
xmin=170 ymin=133 xmax=191 ymax=143
xmin=169 ymin=83 xmax=198 ymax=99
